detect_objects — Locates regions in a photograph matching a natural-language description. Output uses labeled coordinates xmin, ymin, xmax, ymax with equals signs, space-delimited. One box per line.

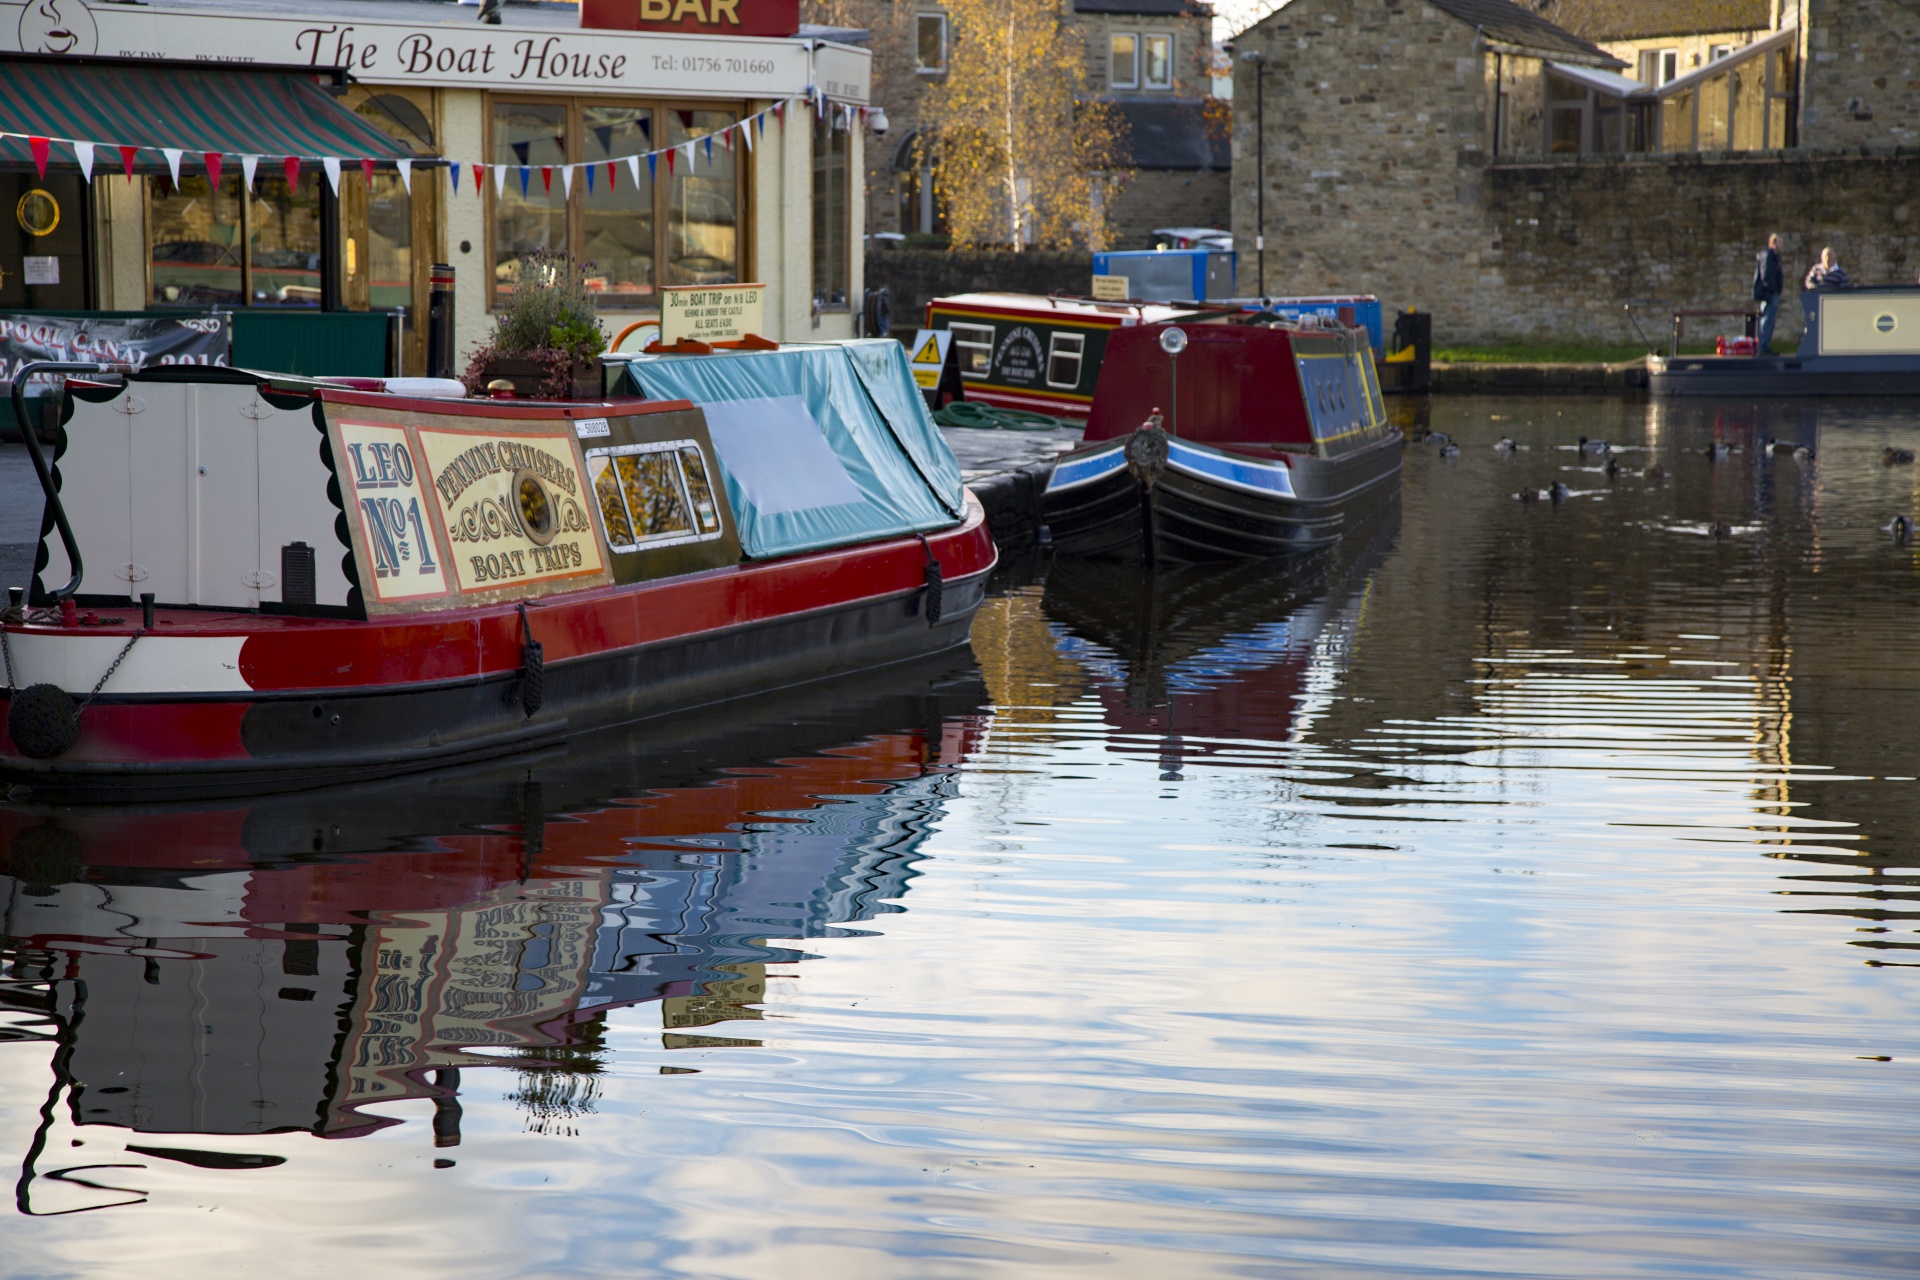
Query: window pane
xmin=1549 ymin=105 xmax=1583 ymax=153
xmin=1144 ymin=35 xmax=1171 ymax=88
xmin=615 ymin=453 xmax=693 ymax=539
xmin=812 ymin=114 xmax=849 ymax=308
xmin=951 ymin=322 xmax=993 ymax=378
xmin=247 ymin=171 xmax=324 ymax=307
xmin=1111 ymin=34 xmax=1137 ymax=87
xmin=1661 ymin=88 xmax=1694 ymax=151
xmin=665 ymin=109 xmax=739 ymax=287
xmin=492 ymin=100 xmax=568 ymax=309
xmin=916 ymin=15 xmax=944 ymax=71
xmin=582 ymin=105 xmax=656 ymax=309
xmin=366 ymin=172 xmax=412 ymax=311
xmin=1731 ymin=54 xmax=1767 ymax=150
xmin=678 ymin=446 xmax=721 ymax=533
xmin=150 ymin=173 xmax=245 ymax=306
xmin=1046 ymin=333 xmax=1083 ymax=388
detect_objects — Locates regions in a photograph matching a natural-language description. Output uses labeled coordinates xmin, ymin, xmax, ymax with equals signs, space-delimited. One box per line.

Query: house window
xmin=950 ymin=322 xmax=994 ymax=379
xmin=1143 ymin=34 xmax=1173 ymax=89
xmin=1709 ymin=43 xmax=1733 ymax=62
xmin=149 ymin=171 xmax=324 ymax=307
xmin=1110 ymin=33 xmax=1138 ymax=89
xmin=812 ymin=113 xmax=850 ymax=309
xmin=1046 ymin=332 xmax=1084 ymax=388
xmin=489 ymin=95 xmax=739 ymax=311
xmin=916 ymin=14 xmax=947 ymax=74
xmin=1638 ymin=48 xmax=1683 ymax=85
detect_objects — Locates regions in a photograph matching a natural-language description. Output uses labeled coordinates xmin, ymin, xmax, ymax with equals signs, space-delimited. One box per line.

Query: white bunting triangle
xmin=681 ymin=141 xmax=695 ymax=171
xmin=241 ymin=154 xmax=259 ymax=191
xmin=396 ymin=158 xmax=412 ymax=194
xmin=561 ymin=164 xmax=573 ymax=197
xmin=742 ymin=120 xmax=754 ymax=152
xmin=626 ymin=154 xmax=641 ymax=187
xmin=74 ymin=140 xmax=93 ymax=183
xmin=162 ymin=148 xmax=183 ymax=187
xmin=493 ymin=162 xmax=508 ymax=197
xmin=321 ymin=156 xmax=342 ymax=194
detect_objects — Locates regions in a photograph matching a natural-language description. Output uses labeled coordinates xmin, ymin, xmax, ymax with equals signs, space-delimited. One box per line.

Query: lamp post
xmin=1240 ymin=48 xmax=1265 ymax=296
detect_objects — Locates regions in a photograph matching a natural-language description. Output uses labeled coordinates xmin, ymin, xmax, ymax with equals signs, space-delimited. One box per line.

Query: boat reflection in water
xmin=0 ymin=664 xmax=985 ymax=1209
xmin=1042 ymin=499 xmax=1398 ymax=777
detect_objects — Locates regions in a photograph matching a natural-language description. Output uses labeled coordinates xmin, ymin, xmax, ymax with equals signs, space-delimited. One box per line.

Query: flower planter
xmin=473 ymin=353 xmax=603 ymax=401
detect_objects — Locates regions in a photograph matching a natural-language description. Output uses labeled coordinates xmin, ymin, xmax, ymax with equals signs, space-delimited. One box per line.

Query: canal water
xmin=3 ymin=396 xmax=1919 ymax=1278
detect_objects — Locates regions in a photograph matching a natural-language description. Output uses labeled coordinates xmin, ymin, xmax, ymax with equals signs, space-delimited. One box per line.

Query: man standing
xmin=1752 ymin=233 xmax=1784 ymax=355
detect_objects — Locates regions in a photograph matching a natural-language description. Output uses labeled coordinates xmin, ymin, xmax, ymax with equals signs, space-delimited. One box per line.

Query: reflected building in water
xmin=0 ymin=673 xmax=985 ymax=1200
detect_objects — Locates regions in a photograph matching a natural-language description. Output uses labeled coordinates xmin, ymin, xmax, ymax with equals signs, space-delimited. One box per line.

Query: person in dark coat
xmin=1751 ymin=233 xmax=1784 ymax=354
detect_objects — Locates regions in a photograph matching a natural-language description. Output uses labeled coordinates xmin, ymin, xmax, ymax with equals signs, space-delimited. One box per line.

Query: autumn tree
xmin=918 ymin=0 xmax=1129 ymax=250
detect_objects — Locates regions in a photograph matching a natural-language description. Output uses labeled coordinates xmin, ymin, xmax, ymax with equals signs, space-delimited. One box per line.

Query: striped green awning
xmin=0 ymin=57 xmax=431 ymax=174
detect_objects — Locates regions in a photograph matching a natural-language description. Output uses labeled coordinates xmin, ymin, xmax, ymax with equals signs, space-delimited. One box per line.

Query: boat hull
xmin=1041 ymin=432 xmax=1402 ymax=563
xmin=1649 ymin=354 xmax=1920 ymax=397
xmin=0 ymin=505 xmax=995 ymax=802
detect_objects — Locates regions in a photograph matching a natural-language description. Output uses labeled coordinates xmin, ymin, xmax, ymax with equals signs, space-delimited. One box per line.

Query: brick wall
xmin=1799 ymin=0 xmax=1920 ymax=149
xmin=864 ymin=247 xmax=1095 ymax=324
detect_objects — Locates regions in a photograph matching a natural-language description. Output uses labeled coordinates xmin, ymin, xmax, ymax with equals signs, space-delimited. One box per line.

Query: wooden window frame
xmin=485 ymin=91 xmax=750 ymax=313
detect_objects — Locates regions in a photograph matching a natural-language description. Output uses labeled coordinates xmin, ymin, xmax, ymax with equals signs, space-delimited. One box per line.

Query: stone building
xmin=1230 ymin=0 xmax=1920 ymax=345
xmin=826 ymin=0 xmax=1229 ymax=247
xmin=1530 ymin=0 xmax=1778 ymax=87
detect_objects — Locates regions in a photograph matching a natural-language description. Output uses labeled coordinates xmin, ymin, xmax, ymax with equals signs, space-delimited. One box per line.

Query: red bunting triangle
xmin=608 ymin=159 xmax=617 ymax=190
xmin=204 ymin=153 xmax=222 ymax=187
xmin=29 ymin=136 xmax=49 ymax=179
xmin=120 ymin=145 xmax=138 ymax=182
xmin=665 ymin=148 xmax=675 ymax=176
xmin=361 ymin=158 xmax=375 ymax=184
xmin=473 ymin=162 xmax=486 ymax=195
xmin=540 ymin=165 xmax=552 ymax=193
xmin=285 ymin=156 xmax=300 ymax=189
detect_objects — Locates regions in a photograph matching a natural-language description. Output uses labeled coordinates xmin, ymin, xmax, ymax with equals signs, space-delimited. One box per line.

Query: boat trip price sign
xmin=325 ymin=406 xmax=612 ymax=613
xmin=660 ymin=282 xmax=766 ymax=344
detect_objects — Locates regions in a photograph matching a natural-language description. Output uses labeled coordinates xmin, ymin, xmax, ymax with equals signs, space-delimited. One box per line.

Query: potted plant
xmin=462 ymin=249 xmax=608 ymax=400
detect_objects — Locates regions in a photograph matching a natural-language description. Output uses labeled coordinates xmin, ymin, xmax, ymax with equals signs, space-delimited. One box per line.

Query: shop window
xmin=582 ymin=105 xmax=657 ymax=307
xmin=668 ymin=108 xmax=741 ymax=288
xmin=1143 ymin=35 xmax=1172 ymax=89
xmin=1111 ymin=34 xmax=1138 ymax=89
xmin=246 ymin=173 xmax=325 ymax=307
xmin=492 ymin=95 xmax=739 ymax=311
xmin=811 ymin=114 xmax=850 ymax=310
xmin=916 ymin=14 xmax=947 ymax=74
xmin=1046 ymin=332 xmax=1083 ymax=388
xmin=0 ymin=174 xmax=89 ymax=310
xmin=149 ymin=174 xmax=248 ymax=307
xmin=950 ymin=322 xmax=993 ymax=379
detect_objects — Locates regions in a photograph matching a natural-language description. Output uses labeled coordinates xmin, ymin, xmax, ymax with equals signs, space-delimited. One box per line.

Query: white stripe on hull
xmin=3 ymin=631 xmax=251 ymax=695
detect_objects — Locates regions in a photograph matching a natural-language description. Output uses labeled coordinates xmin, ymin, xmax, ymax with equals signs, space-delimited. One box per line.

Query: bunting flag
xmin=647 ymin=152 xmax=657 ymax=182
xmin=162 ymin=148 xmax=184 ymax=188
xmin=204 ymin=152 xmax=223 ymax=187
xmin=396 ymin=157 xmax=412 ymax=194
xmin=664 ymin=147 xmax=675 ymax=176
xmin=743 ymin=119 xmax=755 ymax=152
xmin=360 ymin=157 xmax=375 ymax=185
xmin=561 ymin=164 xmax=574 ymax=198
xmin=703 ymin=134 xmax=713 ymax=165
xmin=611 ymin=158 xmax=622 ymax=189
xmin=321 ymin=156 xmax=341 ymax=194
xmin=541 ymin=164 xmax=552 ymax=193
xmin=680 ymin=141 xmax=695 ymax=171
xmin=74 ymin=140 xmax=93 ymax=183
xmin=284 ymin=156 xmax=300 ymax=190
xmin=240 ymin=153 xmax=258 ymax=192
xmin=475 ymin=162 xmax=488 ymax=196
xmin=450 ymin=160 xmax=460 ymax=194
xmin=495 ymin=163 xmax=509 ymax=198
xmin=518 ymin=166 xmax=530 ymax=195
xmin=584 ymin=162 xmax=594 ymax=194
xmin=120 ymin=145 xmax=138 ymax=182
xmin=28 ymin=135 xmax=49 ymax=179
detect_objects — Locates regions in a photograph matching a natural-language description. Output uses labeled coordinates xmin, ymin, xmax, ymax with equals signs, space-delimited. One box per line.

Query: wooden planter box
xmin=476 ymin=353 xmax=603 ymax=401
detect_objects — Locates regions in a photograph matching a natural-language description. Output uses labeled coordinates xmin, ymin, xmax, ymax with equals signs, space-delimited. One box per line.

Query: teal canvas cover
xmin=620 ymin=341 xmax=967 ymax=560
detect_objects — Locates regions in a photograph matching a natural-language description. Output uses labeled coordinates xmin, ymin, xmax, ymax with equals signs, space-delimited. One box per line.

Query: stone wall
xmin=1108 ymin=168 xmax=1232 ymax=247
xmin=864 ymin=248 xmax=1095 ymax=325
xmin=1799 ymin=0 xmax=1920 ymax=149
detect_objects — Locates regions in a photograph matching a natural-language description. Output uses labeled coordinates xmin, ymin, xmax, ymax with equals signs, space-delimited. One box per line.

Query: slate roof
xmin=1423 ymin=0 xmax=1625 ymax=67
xmin=1112 ymin=99 xmax=1230 ymax=171
xmin=1074 ymin=0 xmax=1212 ymax=16
xmin=1525 ymin=0 xmax=1773 ymax=41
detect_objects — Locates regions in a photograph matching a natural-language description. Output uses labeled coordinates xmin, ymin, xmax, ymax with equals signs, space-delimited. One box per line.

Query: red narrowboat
xmin=0 ymin=340 xmax=995 ymax=801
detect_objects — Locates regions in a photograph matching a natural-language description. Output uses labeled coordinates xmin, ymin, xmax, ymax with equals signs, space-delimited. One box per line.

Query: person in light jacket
xmin=1751 ymin=233 xmax=1784 ymax=354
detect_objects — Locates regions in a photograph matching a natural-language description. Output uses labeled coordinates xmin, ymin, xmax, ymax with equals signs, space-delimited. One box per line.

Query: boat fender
xmin=1124 ymin=412 xmax=1171 ymax=490
xmin=917 ymin=534 xmax=944 ymax=626
xmin=7 ymin=684 xmax=80 ymax=760
xmin=515 ymin=602 xmax=545 ymax=718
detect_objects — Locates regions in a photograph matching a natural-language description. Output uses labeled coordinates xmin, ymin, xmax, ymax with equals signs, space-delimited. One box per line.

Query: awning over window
xmin=0 ymin=57 xmax=431 ymax=174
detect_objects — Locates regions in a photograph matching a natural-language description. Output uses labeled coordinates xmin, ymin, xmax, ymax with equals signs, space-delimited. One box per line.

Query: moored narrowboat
xmin=1649 ymin=285 xmax=1920 ymax=396
xmin=1041 ymin=317 xmax=1399 ymax=563
xmin=0 ymin=340 xmax=994 ymax=801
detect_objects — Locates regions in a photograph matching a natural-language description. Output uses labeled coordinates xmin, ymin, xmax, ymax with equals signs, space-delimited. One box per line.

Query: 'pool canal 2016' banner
xmin=327 ymin=409 xmax=611 ymax=615
xmin=0 ymin=312 xmax=228 ymax=386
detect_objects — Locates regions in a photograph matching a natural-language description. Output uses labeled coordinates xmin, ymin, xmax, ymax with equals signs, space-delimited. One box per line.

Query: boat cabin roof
xmin=928 ymin=292 xmax=1211 ymax=327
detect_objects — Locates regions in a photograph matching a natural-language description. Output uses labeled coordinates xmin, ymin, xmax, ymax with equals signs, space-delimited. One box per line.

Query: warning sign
xmin=1091 ymin=274 xmax=1129 ymax=301
xmin=906 ymin=328 xmax=952 ymax=389
xmin=660 ymin=282 xmax=767 ymax=345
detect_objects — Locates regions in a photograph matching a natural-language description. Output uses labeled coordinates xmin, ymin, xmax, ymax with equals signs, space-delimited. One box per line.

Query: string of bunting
xmin=0 ymin=95 xmax=871 ymax=195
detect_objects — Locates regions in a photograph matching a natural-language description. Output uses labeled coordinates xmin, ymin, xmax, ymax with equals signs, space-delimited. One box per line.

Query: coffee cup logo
xmin=19 ymin=0 xmax=99 ymax=56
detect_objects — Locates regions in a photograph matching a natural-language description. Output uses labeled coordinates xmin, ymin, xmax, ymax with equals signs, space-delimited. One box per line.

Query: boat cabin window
xmin=1046 ymin=332 xmax=1085 ymax=388
xmin=950 ymin=322 xmax=995 ymax=379
xmin=587 ymin=441 xmax=725 ymax=552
